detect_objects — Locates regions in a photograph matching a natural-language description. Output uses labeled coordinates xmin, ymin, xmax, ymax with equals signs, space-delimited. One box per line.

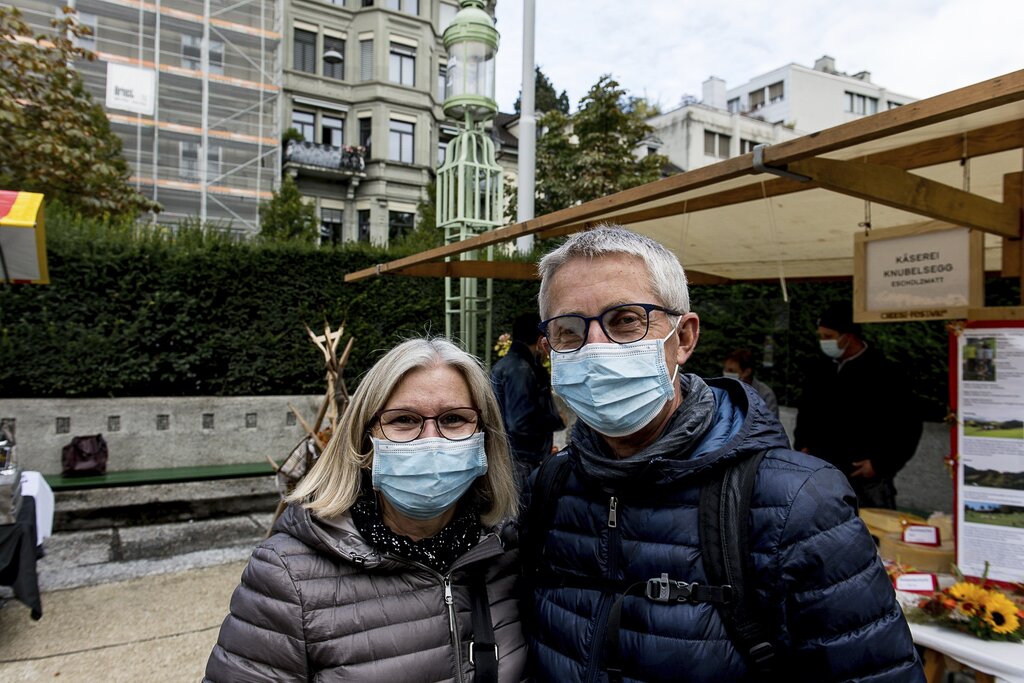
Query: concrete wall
xmin=0 ymin=396 xmax=323 ymax=475
xmin=779 ymin=407 xmax=953 ymax=514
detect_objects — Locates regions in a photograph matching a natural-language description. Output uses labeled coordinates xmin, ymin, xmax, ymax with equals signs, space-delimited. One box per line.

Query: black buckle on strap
xmin=748 ymin=641 xmax=775 ymax=666
xmin=645 ymin=573 xmax=697 ymax=603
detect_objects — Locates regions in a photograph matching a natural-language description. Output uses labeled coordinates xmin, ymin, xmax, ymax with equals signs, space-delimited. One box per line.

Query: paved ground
xmin=0 ymin=478 xmax=277 ymax=682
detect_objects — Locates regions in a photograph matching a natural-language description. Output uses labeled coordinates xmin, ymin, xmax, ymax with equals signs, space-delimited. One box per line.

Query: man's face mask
xmin=819 ymin=335 xmax=845 ymax=359
xmin=549 ymin=326 xmax=678 ymax=437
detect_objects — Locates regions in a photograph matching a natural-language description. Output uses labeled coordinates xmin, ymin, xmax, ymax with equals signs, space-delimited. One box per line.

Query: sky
xmin=491 ymin=0 xmax=1023 ymax=114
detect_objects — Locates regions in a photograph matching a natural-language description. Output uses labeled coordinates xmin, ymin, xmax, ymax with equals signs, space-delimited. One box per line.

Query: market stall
xmin=346 ymin=69 xmax=1024 ymax=675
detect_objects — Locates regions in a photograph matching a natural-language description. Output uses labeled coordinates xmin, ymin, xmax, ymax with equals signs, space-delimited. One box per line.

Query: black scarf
xmin=349 ymin=489 xmax=483 ymax=574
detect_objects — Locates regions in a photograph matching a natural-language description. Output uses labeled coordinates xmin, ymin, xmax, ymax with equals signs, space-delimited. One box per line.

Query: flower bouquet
xmin=905 ymin=565 xmax=1024 ymax=642
xmin=493 ymin=333 xmax=511 ymax=358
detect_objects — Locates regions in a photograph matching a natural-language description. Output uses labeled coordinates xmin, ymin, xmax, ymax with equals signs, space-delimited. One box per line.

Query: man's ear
xmin=674 ymin=313 xmax=700 ymax=366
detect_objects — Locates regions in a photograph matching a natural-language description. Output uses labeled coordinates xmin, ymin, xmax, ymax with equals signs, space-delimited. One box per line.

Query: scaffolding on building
xmin=14 ymin=0 xmax=281 ymax=236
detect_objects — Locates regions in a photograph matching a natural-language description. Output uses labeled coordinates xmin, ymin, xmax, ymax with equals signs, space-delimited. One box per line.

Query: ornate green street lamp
xmin=436 ymin=0 xmax=503 ymax=362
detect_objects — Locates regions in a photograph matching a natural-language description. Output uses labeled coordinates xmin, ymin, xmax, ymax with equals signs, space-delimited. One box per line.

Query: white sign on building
xmin=854 ymin=222 xmax=982 ymax=322
xmin=105 ymin=62 xmax=156 ymax=115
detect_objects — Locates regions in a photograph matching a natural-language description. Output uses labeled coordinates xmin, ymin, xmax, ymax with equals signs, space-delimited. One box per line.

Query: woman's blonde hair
xmin=288 ymin=336 xmax=518 ymax=527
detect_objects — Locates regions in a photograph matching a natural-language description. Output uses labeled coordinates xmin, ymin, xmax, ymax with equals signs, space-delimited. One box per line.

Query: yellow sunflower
xmin=948 ymin=582 xmax=989 ymax=615
xmin=981 ymin=591 xmax=1021 ymax=635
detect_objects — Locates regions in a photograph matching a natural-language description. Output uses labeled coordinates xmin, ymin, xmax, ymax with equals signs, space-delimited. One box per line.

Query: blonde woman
xmin=205 ymin=337 xmax=524 ymax=682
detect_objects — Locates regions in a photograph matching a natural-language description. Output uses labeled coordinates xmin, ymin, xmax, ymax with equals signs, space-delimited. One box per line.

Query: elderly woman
xmin=205 ymin=337 xmax=524 ymax=682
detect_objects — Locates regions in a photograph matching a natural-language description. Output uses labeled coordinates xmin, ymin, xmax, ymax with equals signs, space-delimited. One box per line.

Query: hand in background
xmin=850 ymin=459 xmax=876 ymax=479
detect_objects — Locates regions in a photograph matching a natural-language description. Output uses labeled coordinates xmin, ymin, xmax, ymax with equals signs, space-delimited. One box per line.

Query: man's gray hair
xmin=537 ymin=224 xmax=690 ymax=318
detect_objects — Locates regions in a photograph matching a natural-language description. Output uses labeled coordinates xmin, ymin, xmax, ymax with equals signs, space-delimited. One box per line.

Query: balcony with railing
xmin=283 ymin=140 xmax=366 ymax=181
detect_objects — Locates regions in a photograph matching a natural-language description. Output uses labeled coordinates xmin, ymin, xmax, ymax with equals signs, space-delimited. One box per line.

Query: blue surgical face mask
xmin=550 ymin=326 xmax=679 ymax=438
xmin=370 ymin=432 xmax=488 ymax=520
xmin=819 ymin=338 xmax=844 ymax=359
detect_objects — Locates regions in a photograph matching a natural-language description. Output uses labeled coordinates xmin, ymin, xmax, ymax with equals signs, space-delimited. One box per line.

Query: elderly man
xmin=522 ymin=225 xmax=924 ymax=682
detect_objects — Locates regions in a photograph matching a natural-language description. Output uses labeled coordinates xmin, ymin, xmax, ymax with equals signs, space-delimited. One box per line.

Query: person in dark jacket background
xmin=522 ymin=225 xmax=924 ymax=682
xmin=491 ymin=312 xmax=565 ymax=490
xmin=205 ymin=337 xmax=526 ymax=682
xmin=794 ymin=302 xmax=923 ymax=509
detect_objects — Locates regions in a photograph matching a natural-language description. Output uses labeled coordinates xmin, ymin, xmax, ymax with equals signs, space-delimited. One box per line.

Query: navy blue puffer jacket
xmin=523 ymin=375 xmax=924 ymax=683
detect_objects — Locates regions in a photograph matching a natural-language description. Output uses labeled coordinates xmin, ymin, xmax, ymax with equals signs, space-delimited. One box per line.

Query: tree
xmin=258 ymin=174 xmax=318 ymax=243
xmin=0 ymin=7 xmax=159 ymax=218
xmin=509 ymin=75 xmax=667 ymax=220
xmin=513 ymin=66 xmax=570 ymax=115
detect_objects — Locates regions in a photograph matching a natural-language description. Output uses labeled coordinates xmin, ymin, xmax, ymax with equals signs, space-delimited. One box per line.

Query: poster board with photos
xmin=953 ymin=320 xmax=1024 ymax=585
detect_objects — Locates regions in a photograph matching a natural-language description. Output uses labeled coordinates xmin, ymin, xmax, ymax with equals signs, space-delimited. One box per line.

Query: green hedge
xmin=1 ymin=206 xmax=1017 ymax=422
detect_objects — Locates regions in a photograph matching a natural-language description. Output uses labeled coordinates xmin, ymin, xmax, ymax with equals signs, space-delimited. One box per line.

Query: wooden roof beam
xmin=787 ymin=157 xmax=1020 ymax=238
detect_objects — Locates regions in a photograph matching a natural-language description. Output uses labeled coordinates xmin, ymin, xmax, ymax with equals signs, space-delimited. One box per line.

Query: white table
xmin=910 ymin=621 xmax=1024 ymax=683
xmin=18 ymin=471 xmax=53 ymax=546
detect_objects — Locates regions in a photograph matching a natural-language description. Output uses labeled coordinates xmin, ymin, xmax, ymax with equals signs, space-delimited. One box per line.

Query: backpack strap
xmin=468 ymin=572 xmax=498 ymax=683
xmin=522 ymin=450 xmax=572 ymax=577
xmin=699 ymin=449 xmax=776 ymax=675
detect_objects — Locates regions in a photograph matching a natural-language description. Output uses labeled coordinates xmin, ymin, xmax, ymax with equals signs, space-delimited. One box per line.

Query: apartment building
xmin=14 ymin=0 xmax=281 ymax=234
xmin=282 ymin=0 xmax=506 ymax=245
xmin=646 ymin=56 xmax=916 ymax=174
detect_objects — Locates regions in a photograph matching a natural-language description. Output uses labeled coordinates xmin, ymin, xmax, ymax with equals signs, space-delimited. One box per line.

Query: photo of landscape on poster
xmin=956 ymin=323 xmax=1024 ymax=583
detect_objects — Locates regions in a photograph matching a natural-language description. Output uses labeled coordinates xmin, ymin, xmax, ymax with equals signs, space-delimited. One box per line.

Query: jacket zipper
xmin=381 ymin=554 xmax=491 ymax=683
xmin=443 ymin=575 xmax=465 ymax=683
xmin=584 ymin=495 xmax=622 ymax=683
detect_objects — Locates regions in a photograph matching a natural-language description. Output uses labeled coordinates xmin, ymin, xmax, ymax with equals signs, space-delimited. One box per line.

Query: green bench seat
xmin=43 ymin=462 xmax=275 ymax=491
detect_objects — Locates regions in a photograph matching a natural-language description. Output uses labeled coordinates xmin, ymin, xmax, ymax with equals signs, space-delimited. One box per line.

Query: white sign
xmin=105 ymin=62 xmax=156 ymax=115
xmin=864 ymin=227 xmax=970 ymax=312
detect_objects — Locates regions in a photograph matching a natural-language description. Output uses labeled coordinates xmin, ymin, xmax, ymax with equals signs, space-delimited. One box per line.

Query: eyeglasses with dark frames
xmin=538 ymin=302 xmax=682 ymax=353
xmin=374 ymin=407 xmax=481 ymax=443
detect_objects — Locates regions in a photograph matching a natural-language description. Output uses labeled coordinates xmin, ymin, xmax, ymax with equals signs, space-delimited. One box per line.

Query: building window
xmin=440 ymin=2 xmax=458 ymax=30
xmin=359 ymin=117 xmax=372 ymax=159
xmin=362 ymin=0 xmax=374 ymax=5
xmin=767 ymin=81 xmax=784 ymax=104
xmin=322 ymin=115 xmax=344 ymax=147
xmin=323 ymin=36 xmax=345 ymax=80
xmin=748 ymin=88 xmax=765 ymax=111
xmin=703 ymin=130 xmax=730 ymax=159
xmin=845 ymin=91 xmax=878 ymax=115
xmin=182 ymin=35 xmax=224 ymax=74
xmin=321 ymin=208 xmax=343 ymax=243
xmin=389 ymin=210 xmax=415 ymax=242
xmin=179 ymin=142 xmax=222 ymax=181
xmin=726 ymin=97 xmax=740 ymax=113
xmin=292 ymin=110 xmax=315 ymax=141
xmin=325 ymin=0 xmax=345 ymax=5
xmin=389 ymin=119 xmax=414 ymax=163
xmin=358 ymin=209 xmax=371 ymax=242
xmin=360 ymin=39 xmax=374 ymax=81
xmin=438 ymin=65 xmax=448 ymax=101
xmin=386 ymin=0 xmax=418 ymax=14
xmin=739 ymin=139 xmax=760 ymax=154
xmin=438 ymin=140 xmax=448 ymax=166
xmin=389 ymin=43 xmax=416 ymax=87
xmin=294 ymin=28 xmax=316 ymax=74
xmin=887 ymin=100 xmax=903 ymax=110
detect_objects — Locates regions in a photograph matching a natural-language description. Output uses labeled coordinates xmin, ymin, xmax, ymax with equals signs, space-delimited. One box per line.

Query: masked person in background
xmin=491 ymin=312 xmax=565 ymax=491
xmin=794 ymin=302 xmax=923 ymax=510
xmin=520 ymin=225 xmax=924 ymax=682
xmin=205 ymin=337 xmax=525 ymax=683
xmin=722 ymin=347 xmax=779 ymax=417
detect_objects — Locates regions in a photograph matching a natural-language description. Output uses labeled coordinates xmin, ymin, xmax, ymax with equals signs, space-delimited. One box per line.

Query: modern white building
xmin=721 ymin=55 xmax=916 ymax=133
xmin=646 ymin=56 xmax=917 ymax=174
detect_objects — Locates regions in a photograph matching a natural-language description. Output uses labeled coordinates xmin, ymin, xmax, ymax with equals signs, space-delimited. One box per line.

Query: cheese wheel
xmin=877 ymin=532 xmax=955 ymax=574
xmin=859 ymin=508 xmax=927 ymax=540
xmin=926 ymin=512 xmax=955 ymax=542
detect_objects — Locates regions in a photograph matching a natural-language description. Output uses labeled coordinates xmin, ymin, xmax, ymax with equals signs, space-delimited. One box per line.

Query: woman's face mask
xmin=370 ymin=432 xmax=488 ymax=520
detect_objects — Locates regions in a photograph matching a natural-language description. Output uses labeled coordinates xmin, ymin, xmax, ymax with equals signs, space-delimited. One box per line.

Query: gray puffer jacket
xmin=205 ymin=503 xmax=527 ymax=682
